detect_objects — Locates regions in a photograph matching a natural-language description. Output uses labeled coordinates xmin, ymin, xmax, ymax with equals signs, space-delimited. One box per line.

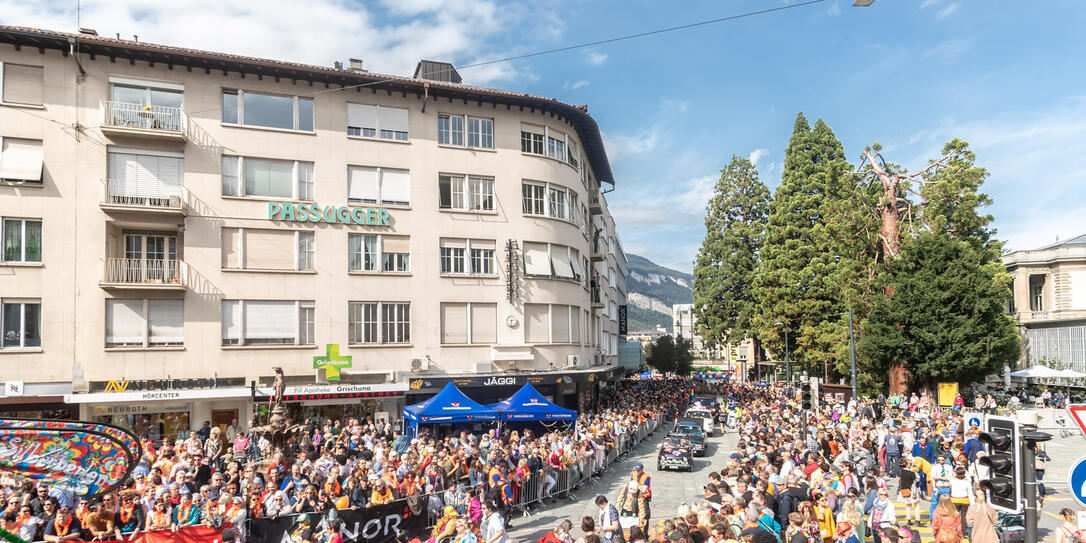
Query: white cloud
xmin=920 ymin=0 xmax=940 ymax=7
xmin=563 ymin=80 xmax=590 ymax=91
xmin=0 ymin=0 xmax=547 ymax=84
xmin=748 ymin=148 xmax=770 ymax=168
xmin=936 ymin=3 xmax=959 ymax=19
xmin=586 ymin=51 xmax=608 ymax=65
xmin=827 ymin=1 xmax=842 ymax=16
xmin=922 ymin=37 xmax=972 ymax=63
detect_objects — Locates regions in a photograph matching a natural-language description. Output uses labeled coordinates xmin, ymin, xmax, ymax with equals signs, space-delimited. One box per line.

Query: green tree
xmin=753 ymin=113 xmax=861 ymax=376
xmin=692 ymin=156 xmax=770 ymax=349
xmin=859 ymin=232 xmax=1019 ymax=388
xmin=674 ymin=335 xmax=695 ymax=376
xmin=644 ymin=334 xmax=677 ymax=375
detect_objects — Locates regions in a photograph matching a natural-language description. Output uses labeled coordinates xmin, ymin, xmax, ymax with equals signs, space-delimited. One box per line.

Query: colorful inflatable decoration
xmin=0 ymin=419 xmax=138 ymax=499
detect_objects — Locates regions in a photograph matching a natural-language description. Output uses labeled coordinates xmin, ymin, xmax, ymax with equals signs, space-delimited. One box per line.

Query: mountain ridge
xmin=624 ymin=253 xmax=693 ymax=332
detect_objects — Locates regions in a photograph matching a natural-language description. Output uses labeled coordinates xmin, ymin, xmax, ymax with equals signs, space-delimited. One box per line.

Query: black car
xmin=658 ymin=436 xmax=693 ymax=471
xmin=668 ymin=423 xmax=706 ymax=456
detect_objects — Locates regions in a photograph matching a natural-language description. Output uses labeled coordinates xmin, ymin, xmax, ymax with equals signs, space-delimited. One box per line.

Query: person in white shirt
xmin=482 ymin=500 xmax=507 ymax=543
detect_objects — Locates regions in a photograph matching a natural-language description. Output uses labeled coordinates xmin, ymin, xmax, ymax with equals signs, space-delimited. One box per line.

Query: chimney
xmin=348 ymin=58 xmax=366 ymax=73
xmin=78 ymin=27 xmax=98 ymax=36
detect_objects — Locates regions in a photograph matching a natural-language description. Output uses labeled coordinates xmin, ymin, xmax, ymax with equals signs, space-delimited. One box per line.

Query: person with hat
xmin=629 ymin=464 xmax=651 ymax=503
xmin=429 ymin=505 xmax=460 ymax=543
xmin=837 ymin=521 xmax=859 ymax=543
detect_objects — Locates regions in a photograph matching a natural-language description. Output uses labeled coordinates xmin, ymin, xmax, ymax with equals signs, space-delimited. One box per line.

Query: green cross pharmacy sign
xmin=313 ymin=344 xmax=352 ymax=381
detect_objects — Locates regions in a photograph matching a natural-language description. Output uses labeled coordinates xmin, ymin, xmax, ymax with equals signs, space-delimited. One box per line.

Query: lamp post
xmin=775 ymin=321 xmax=791 ymax=382
xmin=848 ymin=308 xmax=857 ymax=401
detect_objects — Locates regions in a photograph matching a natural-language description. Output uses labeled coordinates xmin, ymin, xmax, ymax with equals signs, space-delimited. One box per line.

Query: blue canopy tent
xmin=488 ymin=383 xmax=577 ymax=432
xmin=402 ymin=382 xmax=497 ymax=438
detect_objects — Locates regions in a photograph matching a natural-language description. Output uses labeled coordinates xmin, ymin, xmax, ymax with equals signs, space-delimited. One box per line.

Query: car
xmin=668 ymin=423 xmax=706 ymax=456
xmin=684 ymin=408 xmax=715 ymax=437
xmin=657 ymin=436 xmax=693 ymax=471
xmin=692 ymin=395 xmax=719 ymax=416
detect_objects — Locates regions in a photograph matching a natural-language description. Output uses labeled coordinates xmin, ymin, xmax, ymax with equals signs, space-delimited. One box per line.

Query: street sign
xmin=1068 ymin=455 xmax=1086 ymax=508
xmin=1068 ymin=404 xmax=1086 ymax=436
xmin=963 ymin=412 xmax=984 ymax=430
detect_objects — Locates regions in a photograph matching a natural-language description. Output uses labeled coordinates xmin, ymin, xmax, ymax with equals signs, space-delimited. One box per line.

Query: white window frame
xmin=440 ymin=239 xmax=495 ymax=276
xmin=439 ymin=174 xmax=494 ymax=212
xmin=523 ymin=242 xmax=577 ymax=281
xmin=348 ymin=233 xmax=410 ymax=273
xmin=0 ymin=298 xmax=40 ymax=350
xmin=523 ymin=303 xmax=575 ymax=345
xmin=221 ymin=300 xmax=314 ymax=346
xmin=438 ymin=114 xmax=494 ymax=149
xmin=347 ymin=103 xmax=409 ymax=141
xmin=222 ymin=227 xmax=314 ymax=271
xmin=105 ymin=298 xmax=184 ymax=348
xmin=346 ymin=166 xmax=411 ymax=207
xmin=348 ymin=301 xmax=411 ymax=344
xmin=523 ymin=181 xmax=579 ymax=225
xmin=0 ymin=62 xmax=45 ymax=106
xmin=221 ymin=156 xmax=315 ymax=201
xmin=439 ymin=302 xmax=496 ymax=345
xmin=221 ymin=89 xmax=314 ymax=132
xmin=1 ymin=217 xmax=42 ymax=263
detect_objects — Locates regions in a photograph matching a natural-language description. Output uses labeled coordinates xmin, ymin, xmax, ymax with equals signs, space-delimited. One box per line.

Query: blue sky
xmin=6 ymin=0 xmax=1085 ymax=272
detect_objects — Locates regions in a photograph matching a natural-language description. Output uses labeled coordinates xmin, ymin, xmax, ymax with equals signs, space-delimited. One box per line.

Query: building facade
xmin=0 ymin=27 xmax=628 ymax=438
xmin=1003 ymin=234 xmax=1086 ymax=372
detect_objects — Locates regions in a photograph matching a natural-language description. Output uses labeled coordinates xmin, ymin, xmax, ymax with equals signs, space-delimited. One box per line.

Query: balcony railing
xmin=103 ymin=102 xmax=186 ymax=133
xmin=103 ymin=179 xmax=184 ymax=211
xmin=102 ymin=258 xmax=187 ymax=286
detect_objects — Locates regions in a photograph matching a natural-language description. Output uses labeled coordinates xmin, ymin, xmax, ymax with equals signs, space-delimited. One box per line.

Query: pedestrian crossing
xmin=886 ymin=501 xmax=969 ymax=543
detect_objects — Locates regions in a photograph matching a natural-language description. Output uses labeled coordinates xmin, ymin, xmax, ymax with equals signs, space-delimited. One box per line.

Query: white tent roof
xmin=1057 ymin=368 xmax=1086 ymax=378
xmin=1007 ymin=365 xmax=1065 ymax=378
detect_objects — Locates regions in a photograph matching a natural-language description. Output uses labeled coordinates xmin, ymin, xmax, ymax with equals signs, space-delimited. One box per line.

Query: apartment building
xmin=1003 ymin=234 xmax=1086 ymax=371
xmin=0 ymin=27 xmax=628 ymax=438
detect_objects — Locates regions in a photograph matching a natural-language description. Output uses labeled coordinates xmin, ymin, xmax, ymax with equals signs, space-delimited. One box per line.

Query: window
xmin=438 ymin=114 xmax=493 ymax=149
xmin=568 ymin=140 xmax=580 ymax=170
xmin=523 ymin=304 xmax=577 ymax=344
xmin=439 ymin=175 xmax=493 ymax=212
xmin=348 ymin=234 xmax=410 ymax=273
xmin=522 ymin=242 xmax=577 ymax=280
xmin=1030 ymin=275 xmax=1046 ymax=312
xmin=105 ymin=299 xmax=183 ymax=348
xmin=547 ymin=132 xmax=566 ymax=161
xmin=107 ymin=149 xmax=183 ymax=206
xmin=347 ymin=166 xmax=410 ymax=207
xmin=1 ymin=300 xmax=40 ymax=349
xmin=347 ymin=103 xmax=409 ymax=140
xmin=221 ymin=156 xmax=315 ymax=200
xmin=221 ymin=300 xmax=314 ymax=346
xmin=0 ymin=63 xmax=44 ymax=106
xmin=523 ymin=182 xmax=578 ymax=224
xmin=548 ymin=187 xmax=566 ymax=220
xmin=348 ymin=302 xmax=410 ymax=344
xmin=440 ymin=239 xmax=495 ymax=275
xmin=221 ymin=89 xmax=313 ymax=131
xmin=440 ymin=302 xmax=496 ymax=344
xmin=2 ymin=218 xmax=42 ymax=263
xmin=522 ymin=183 xmax=545 ymax=216
xmin=521 ymin=125 xmax=544 ymax=155
xmin=0 ymin=137 xmax=44 ymax=183
xmin=221 ymin=228 xmax=314 ymax=271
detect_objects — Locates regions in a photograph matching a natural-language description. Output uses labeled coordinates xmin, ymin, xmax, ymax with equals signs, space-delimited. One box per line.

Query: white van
xmin=684 ymin=408 xmax=715 ymax=437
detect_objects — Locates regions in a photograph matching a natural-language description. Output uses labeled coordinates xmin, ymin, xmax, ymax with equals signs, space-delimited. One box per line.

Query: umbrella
xmin=1057 ymin=368 xmax=1086 ymax=378
xmin=1006 ymin=365 xmax=1065 ymax=378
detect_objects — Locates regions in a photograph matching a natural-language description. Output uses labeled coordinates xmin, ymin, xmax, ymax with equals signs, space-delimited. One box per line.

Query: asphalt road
xmin=508 ymin=423 xmax=736 ymax=541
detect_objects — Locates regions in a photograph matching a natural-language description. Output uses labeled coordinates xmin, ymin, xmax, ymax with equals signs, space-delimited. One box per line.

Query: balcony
xmin=100 ymin=179 xmax=186 ymax=215
xmin=589 ymin=190 xmax=602 ymax=215
xmin=100 ymin=258 xmax=188 ymax=290
xmin=101 ymin=102 xmax=188 ymax=141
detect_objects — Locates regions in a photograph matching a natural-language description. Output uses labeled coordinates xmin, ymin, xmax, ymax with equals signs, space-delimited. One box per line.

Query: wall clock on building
xmin=506 ymin=315 xmax=519 ymax=328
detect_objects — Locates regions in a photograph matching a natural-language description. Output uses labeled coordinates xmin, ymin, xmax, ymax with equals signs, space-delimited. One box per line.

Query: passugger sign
xmin=268 ymin=202 xmax=391 ymax=226
xmin=248 ymin=501 xmax=424 ymax=543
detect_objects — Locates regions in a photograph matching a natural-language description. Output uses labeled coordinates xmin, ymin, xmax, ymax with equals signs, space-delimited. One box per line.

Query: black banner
xmin=618 ymin=304 xmax=628 ymax=335
xmin=248 ymin=501 xmax=425 ymax=543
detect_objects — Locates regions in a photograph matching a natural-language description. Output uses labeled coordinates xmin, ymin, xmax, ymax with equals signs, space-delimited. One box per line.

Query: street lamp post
xmin=849 ymin=308 xmax=857 ymax=401
xmin=775 ymin=322 xmax=791 ymax=382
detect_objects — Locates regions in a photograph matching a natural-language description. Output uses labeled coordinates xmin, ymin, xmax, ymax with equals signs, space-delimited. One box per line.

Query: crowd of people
xmin=0 ymin=379 xmax=694 ymax=543
xmin=536 ymin=381 xmax=1041 ymax=543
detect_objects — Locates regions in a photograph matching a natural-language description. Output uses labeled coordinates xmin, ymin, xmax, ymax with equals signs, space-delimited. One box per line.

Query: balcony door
xmin=108 ymin=79 xmax=184 ymax=130
xmin=124 ymin=233 xmax=177 ymax=282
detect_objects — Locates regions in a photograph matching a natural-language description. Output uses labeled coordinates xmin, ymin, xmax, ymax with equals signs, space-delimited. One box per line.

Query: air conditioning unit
xmin=475 ymin=362 xmax=494 ymax=374
xmin=567 ymin=355 xmax=582 ymax=368
xmin=411 ymin=357 xmax=429 ymax=372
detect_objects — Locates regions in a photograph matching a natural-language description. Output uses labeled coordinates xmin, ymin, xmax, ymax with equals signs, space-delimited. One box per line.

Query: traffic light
xmin=977 ymin=415 xmax=1021 ymax=513
xmin=801 ymin=379 xmax=812 ymax=410
xmin=810 ymin=378 xmax=820 ymax=412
